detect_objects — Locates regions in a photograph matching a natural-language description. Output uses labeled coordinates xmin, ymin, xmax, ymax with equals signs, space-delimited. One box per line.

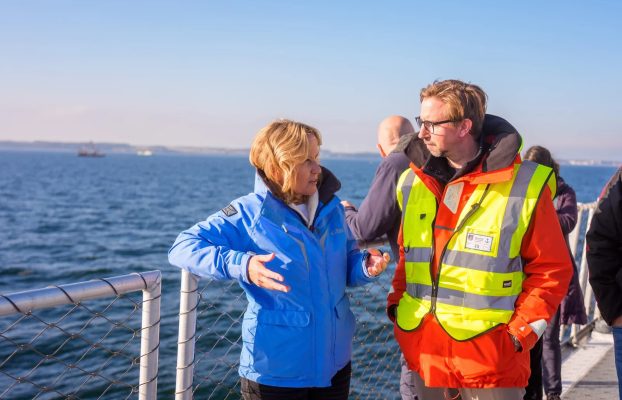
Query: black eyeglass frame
xmin=415 ymin=116 xmax=461 ymax=135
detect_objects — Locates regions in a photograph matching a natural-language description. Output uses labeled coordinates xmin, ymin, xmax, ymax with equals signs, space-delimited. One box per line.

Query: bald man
xmin=342 ymin=116 xmax=419 ymax=400
xmin=342 ymin=115 xmax=415 ymax=259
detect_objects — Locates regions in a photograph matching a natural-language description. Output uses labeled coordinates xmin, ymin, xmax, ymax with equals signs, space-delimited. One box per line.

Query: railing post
xmin=139 ymin=272 xmax=162 ymax=400
xmin=176 ymin=270 xmax=200 ymax=400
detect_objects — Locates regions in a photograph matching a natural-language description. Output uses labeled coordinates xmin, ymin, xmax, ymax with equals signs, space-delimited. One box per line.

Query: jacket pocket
xmin=334 ymin=295 xmax=355 ymax=368
xmin=253 ymin=309 xmax=312 ymax=378
xmin=450 ymin=324 xmax=530 ymax=383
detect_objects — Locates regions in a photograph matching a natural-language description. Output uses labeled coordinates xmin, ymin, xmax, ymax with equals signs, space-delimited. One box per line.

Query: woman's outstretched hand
xmin=248 ymin=253 xmax=290 ymax=292
xmin=365 ymin=248 xmax=390 ymax=277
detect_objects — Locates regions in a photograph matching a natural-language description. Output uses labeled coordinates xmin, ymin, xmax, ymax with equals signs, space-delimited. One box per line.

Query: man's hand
xmin=341 ymin=200 xmax=356 ymax=209
xmin=508 ymin=332 xmax=523 ymax=352
xmin=365 ymin=248 xmax=390 ymax=277
xmin=248 ymin=253 xmax=289 ymax=292
xmin=612 ymin=314 xmax=622 ymax=327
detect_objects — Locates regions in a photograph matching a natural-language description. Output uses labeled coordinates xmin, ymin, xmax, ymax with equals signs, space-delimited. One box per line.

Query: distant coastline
xmin=0 ymin=140 xmax=619 ymax=165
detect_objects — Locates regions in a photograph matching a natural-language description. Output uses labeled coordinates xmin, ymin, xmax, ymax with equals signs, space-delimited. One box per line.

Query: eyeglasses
xmin=415 ymin=116 xmax=461 ymax=136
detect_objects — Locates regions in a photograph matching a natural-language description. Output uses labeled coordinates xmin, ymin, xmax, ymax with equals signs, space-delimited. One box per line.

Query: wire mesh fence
xmin=561 ymin=202 xmax=599 ymax=344
xmin=175 ymin=203 xmax=600 ymax=400
xmin=0 ymin=204 xmax=600 ymax=400
xmin=0 ymin=271 xmax=161 ymax=400
xmin=175 ymin=268 xmax=401 ymax=400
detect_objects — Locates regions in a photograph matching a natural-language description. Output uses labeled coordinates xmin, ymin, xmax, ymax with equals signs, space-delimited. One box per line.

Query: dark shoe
xmin=546 ymin=394 xmax=561 ymax=400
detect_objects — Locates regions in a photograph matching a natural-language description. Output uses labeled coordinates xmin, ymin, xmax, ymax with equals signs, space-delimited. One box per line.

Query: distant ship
xmin=136 ymin=149 xmax=153 ymax=157
xmin=78 ymin=142 xmax=105 ymax=157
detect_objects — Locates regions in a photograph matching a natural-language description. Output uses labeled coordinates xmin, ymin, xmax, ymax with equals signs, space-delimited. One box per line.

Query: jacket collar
xmin=398 ymin=114 xmax=522 ymax=185
xmin=253 ymin=166 xmax=341 ymax=206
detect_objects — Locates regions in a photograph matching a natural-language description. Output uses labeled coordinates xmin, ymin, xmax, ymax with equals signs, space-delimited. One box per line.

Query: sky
xmin=1 ymin=1 xmax=621 ymax=161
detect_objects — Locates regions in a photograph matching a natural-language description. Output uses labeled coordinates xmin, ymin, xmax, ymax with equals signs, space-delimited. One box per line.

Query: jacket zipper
xmin=430 ymin=184 xmax=490 ymax=314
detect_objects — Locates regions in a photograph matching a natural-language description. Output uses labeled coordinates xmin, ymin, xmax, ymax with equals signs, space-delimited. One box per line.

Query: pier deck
xmin=562 ymin=331 xmax=619 ymax=399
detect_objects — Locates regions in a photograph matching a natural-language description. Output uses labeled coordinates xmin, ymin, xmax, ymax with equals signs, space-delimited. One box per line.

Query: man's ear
xmin=377 ymin=143 xmax=387 ymax=158
xmin=458 ymin=119 xmax=473 ymax=138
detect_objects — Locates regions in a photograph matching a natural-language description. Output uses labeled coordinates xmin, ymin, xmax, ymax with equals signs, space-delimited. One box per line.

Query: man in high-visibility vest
xmin=387 ymin=79 xmax=572 ymax=400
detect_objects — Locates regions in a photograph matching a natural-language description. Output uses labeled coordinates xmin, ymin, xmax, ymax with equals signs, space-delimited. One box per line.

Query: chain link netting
xmin=186 ymin=263 xmax=401 ymax=400
xmin=181 ymin=204 xmax=599 ymax=400
xmin=0 ymin=273 xmax=161 ymax=400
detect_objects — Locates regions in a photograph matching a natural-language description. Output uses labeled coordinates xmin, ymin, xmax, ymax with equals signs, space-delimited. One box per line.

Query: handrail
xmin=0 ymin=270 xmax=161 ymax=400
xmin=561 ymin=202 xmax=598 ymax=347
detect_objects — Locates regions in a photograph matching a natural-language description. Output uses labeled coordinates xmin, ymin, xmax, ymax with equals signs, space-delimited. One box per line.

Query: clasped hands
xmin=248 ymin=250 xmax=390 ymax=293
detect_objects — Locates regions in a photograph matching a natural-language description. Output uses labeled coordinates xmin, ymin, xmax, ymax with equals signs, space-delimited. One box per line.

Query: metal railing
xmin=175 ymin=270 xmax=400 ymax=400
xmin=0 ymin=271 xmax=161 ymax=399
xmin=560 ymin=202 xmax=599 ymax=346
xmin=174 ymin=203 xmax=600 ymax=399
xmin=0 ymin=204 xmax=600 ymax=399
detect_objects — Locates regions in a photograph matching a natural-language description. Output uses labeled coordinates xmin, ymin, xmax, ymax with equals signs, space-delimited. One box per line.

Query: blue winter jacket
xmin=168 ymin=167 xmax=375 ymax=387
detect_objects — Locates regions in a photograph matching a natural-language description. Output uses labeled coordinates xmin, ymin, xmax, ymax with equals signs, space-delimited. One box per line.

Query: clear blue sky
xmin=1 ymin=1 xmax=621 ymax=160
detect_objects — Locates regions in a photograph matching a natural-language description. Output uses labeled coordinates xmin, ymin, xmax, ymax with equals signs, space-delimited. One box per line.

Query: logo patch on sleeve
xmin=502 ymin=280 xmax=512 ymax=288
xmin=221 ymin=204 xmax=238 ymax=217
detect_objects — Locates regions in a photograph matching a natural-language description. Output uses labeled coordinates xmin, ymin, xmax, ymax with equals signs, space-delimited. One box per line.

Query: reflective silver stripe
xmin=404 ymin=247 xmax=432 ymax=263
xmin=443 ymin=249 xmax=522 ymax=273
xmin=498 ymin=161 xmax=538 ymax=258
xmin=441 ymin=162 xmax=536 ymax=274
xmin=406 ymin=282 xmax=433 ymax=301
xmin=436 ymin=286 xmax=518 ymax=311
xmin=400 ymin=170 xmax=416 ymax=225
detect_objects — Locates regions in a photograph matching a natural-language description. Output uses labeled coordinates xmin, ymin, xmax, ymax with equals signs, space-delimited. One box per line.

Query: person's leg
xmin=410 ymin=369 xmax=456 ymax=400
xmin=613 ymin=327 xmax=622 ymax=400
xmin=400 ymin=353 xmax=419 ymax=400
xmin=460 ymin=387 xmax=525 ymax=400
xmin=309 ymin=362 xmax=351 ymax=400
xmin=240 ymin=377 xmax=308 ymax=400
xmin=524 ymin=337 xmax=543 ymax=400
xmin=542 ymin=309 xmax=561 ymax=398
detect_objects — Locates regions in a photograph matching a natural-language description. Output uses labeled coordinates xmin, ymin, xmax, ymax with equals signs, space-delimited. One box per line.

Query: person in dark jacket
xmin=341 ymin=115 xmax=418 ymax=399
xmin=342 ymin=115 xmax=414 ymax=261
xmin=169 ymin=119 xmax=390 ymax=400
xmin=587 ymin=165 xmax=622 ymax=400
xmin=523 ymin=146 xmax=587 ymax=400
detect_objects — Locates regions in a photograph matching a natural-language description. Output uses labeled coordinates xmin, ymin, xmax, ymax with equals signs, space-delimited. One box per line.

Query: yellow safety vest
xmin=395 ymin=160 xmax=554 ymax=340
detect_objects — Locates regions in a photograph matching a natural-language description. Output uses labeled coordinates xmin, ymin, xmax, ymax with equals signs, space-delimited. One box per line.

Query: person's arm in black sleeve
xmin=587 ymin=167 xmax=622 ymax=325
xmin=344 ymin=158 xmax=403 ymax=242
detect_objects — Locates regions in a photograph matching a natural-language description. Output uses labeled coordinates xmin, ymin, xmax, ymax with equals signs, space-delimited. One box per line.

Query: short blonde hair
xmin=249 ymin=119 xmax=322 ymax=203
xmin=420 ymin=79 xmax=487 ymax=139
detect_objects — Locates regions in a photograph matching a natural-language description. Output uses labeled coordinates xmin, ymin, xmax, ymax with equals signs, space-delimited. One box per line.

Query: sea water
xmin=0 ymin=151 xmax=617 ymax=398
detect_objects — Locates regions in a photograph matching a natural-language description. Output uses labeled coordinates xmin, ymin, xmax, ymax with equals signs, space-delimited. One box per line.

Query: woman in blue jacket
xmin=169 ymin=119 xmax=389 ymax=400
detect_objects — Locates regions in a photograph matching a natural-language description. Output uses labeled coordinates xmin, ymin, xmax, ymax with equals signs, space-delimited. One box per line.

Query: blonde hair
xmin=249 ymin=119 xmax=322 ymax=203
xmin=420 ymin=79 xmax=487 ymax=139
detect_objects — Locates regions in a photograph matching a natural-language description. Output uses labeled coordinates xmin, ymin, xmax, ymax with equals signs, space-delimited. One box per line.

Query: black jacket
xmin=587 ymin=166 xmax=622 ymax=325
xmin=345 ymin=150 xmax=411 ymax=258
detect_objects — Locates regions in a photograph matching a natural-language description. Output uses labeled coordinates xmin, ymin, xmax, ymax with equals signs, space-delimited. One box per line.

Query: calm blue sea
xmin=0 ymin=150 xmax=617 ymax=398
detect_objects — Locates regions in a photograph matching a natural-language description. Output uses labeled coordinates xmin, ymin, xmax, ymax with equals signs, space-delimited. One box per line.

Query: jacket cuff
xmin=227 ymin=251 xmax=253 ymax=284
xmin=507 ymin=319 xmax=540 ymax=352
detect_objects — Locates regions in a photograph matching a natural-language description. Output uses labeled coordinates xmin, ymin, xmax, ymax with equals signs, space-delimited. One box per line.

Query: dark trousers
xmin=542 ymin=309 xmax=562 ymax=396
xmin=240 ymin=362 xmax=351 ymax=400
xmin=524 ymin=337 xmax=543 ymax=400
